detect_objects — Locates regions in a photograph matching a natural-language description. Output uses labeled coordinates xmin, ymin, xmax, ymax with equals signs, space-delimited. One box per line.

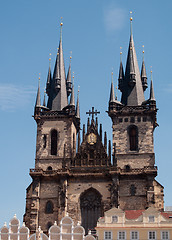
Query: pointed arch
xmin=128 ymin=125 xmax=138 ymax=151
xmin=80 ymin=188 xmax=102 ymax=235
xmin=51 ymin=129 xmax=58 ymax=155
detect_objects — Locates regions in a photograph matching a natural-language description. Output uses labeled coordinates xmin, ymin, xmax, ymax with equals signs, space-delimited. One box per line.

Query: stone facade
xmin=24 ymin=20 xmax=164 ymax=235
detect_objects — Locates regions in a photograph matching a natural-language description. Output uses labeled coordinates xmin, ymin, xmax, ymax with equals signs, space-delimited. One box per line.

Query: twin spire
xmin=35 ymin=20 xmax=80 ymax=118
xmin=110 ymin=15 xmax=156 ymax=107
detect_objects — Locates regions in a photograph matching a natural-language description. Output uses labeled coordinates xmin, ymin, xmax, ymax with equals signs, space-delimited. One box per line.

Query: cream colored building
xmin=96 ymin=207 xmax=172 ymax=240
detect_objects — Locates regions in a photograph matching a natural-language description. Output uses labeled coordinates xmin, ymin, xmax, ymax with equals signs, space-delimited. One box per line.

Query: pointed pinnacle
xmin=150 ymin=70 xmax=155 ymax=101
xmin=109 ymin=72 xmax=116 ymax=103
xmin=69 ymin=77 xmax=75 ymax=106
xmin=76 ymin=87 xmax=80 ymax=119
xmin=35 ymin=76 xmax=41 ymax=107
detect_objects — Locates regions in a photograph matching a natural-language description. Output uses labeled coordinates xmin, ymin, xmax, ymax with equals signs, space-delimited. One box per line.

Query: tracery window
xmin=128 ymin=125 xmax=138 ymax=151
xmin=51 ymin=129 xmax=57 ymax=155
xmin=45 ymin=201 xmax=53 ymax=214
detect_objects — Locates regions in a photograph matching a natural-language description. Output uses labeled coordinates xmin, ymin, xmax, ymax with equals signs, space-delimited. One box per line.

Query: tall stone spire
xmin=109 ymin=71 xmax=116 ymax=103
xmin=141 ymin=47 xmax=148 ymax=91
xmin=121 ymin=15 xmax=145 ymax=106
xmin=47 ymin=19 xmax=68 ymax=111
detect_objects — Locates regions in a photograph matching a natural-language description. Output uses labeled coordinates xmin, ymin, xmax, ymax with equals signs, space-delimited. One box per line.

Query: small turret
xmin=149 ymin=70 xmax=156 ymax=106
xmin=118 ymin=52 xmax=125 ymax=92
xmin=34 ymin=76 xmax=41 ymax=116
xmin=69 ymin=76 xmax=75 ymax=108
xmin=66 ymin=56 xmax=72 ymax=97
xmin=76 ymin=88 xmax=80 ymax=119
xmin=46 ymin=54 xmax=52 ymax=97
xmin=141 ymin=47 xmax=148 ymax=91
xmin=109 ymin=72 xmax=116 ymax=104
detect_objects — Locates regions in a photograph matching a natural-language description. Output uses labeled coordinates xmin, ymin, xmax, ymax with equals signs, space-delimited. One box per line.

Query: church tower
xmin=24 ymin=17 xmax=164 ymax=235
xmin=108 ymin=16 xmax=164 ymax=211
xmin=24 ymin=21 xmax=80 ymax=233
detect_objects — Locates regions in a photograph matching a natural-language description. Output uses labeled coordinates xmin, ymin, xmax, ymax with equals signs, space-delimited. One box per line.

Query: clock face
xmin=87 ymin=133 xmax=97 ymax=145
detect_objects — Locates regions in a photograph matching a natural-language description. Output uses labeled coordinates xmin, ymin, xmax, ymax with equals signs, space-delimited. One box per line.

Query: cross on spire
xmin=86 ymin=107 xmax=100 ymax=121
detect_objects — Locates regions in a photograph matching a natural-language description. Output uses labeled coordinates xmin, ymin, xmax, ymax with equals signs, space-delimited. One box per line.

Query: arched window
xmin=45 ymin=201 xmax=54 ymax=214
xmin=51 ymin=130 xmax=57 ymax=155
xmin=125 ymin=165 xmax=131 ymax=172
xmin=47 ymin=166 xmax=52 ymax=171
xmin=128 ymin=125 xmax=138 ymax=151
xmin=80 ymin=188 xmax=102 ymax=235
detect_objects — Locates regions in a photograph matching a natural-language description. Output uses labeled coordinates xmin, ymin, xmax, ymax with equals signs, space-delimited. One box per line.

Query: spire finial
xmin=60 ymin=17 xmax=63 ymax=41
xmin=120 ymin=47 xmax=122 ymax=61
xmin=130 ymin=11 xmax=133 ymax=35
xmin=49 ymin=53 xmax=51 ymax=67
xmin=142 ymin=45 xmax=145 ymax=60
xmin=70 ymin=51 xmax=72 ymax=63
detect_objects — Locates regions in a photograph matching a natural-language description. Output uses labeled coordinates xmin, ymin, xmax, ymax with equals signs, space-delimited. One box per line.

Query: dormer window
xmin=112 ymin=215 xmax=118 ymax=223
xmin=149 ymin=216 xmax=155 ymax=222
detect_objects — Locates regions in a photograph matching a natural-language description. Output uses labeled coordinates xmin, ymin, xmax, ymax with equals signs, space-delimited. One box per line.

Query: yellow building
xmin=96 ymin=207 xmax=172 ymax=240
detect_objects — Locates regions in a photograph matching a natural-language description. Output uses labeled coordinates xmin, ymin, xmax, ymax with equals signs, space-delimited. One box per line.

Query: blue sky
xmin=0 ymin=0 xmax=172 ymax=227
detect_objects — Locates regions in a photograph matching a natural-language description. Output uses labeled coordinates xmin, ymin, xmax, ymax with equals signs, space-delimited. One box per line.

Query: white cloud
xmin=0 ymin=84 xmax=36 ymax=111
xmin=104 ymin=5 xmax=126 ymax=33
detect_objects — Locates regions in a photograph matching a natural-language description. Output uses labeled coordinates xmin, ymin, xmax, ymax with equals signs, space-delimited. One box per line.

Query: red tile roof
xmin=125 ymin=210 xmax=144 ymax=219
xmin=161 ymin=212 xmax=172 ymax=219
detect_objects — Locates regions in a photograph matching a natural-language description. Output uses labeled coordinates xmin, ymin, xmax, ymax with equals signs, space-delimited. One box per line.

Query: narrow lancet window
xmin=45 ymin=201 xmax=53 ymax=214
xmin=129 ymin=126 xmax=138 ymax=151
xmin=51 ymin=130 xmax=57 ymax=155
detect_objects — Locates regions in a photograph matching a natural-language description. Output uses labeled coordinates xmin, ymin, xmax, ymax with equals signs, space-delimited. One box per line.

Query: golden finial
xmin=120 ymin=47 xmax=122 ymax=55
xmin=78 ymin=85 xmax=80 ymax=93
xmin=60 ymin=17 xmax=63 ymax=26
xmin=49 ymin=53 xmax=51 ymax=61
xmin=130 ymin=11 xmax=133 ymax=21
xmin=150 ymin=66 xmax=152 ymax=74
xmin=70 ymin=51 xmax=72 ymax=63
xmin=142 ymin=45 xmax=145 ymax=54
xmin=39 ymin=73 xmax=41 ymax=81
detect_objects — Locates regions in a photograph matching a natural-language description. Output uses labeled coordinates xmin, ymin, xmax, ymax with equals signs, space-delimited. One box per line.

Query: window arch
xmin=47 ymin=166 xmax=52 ymax=171
xmin=45 ymin=201 xmax=54 ymax=214
xmin=128 ymin=125 xmax=138 ymax=151
xmin=51 ymin=129 xmax=57 ymax=155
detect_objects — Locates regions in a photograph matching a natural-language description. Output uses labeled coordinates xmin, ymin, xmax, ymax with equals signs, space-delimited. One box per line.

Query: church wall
xmin=37 ymin=180 xmax=60 ymax=231
xmin=113 ymin=116 xmax=154 ymax=155
xmin=112 ymin=115 xmax=155 ymax=169
xmin=119 ymin=178 xmax=147 ymax=210
xmin=66 ymin=178 xmax=112 ymax=223
xmin=35 ymin=119 xmax=77 ymax=170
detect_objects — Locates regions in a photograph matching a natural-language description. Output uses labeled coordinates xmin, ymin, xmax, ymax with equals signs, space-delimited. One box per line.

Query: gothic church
xmin=24 ymin=18 xmax=164 ymax=234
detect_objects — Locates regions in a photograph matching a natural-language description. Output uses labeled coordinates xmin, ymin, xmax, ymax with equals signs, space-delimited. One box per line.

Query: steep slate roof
xmin=121 ymin=21 xmax=145 ymax=106
xmin=46 ymin=23 xmax=68 ymax=111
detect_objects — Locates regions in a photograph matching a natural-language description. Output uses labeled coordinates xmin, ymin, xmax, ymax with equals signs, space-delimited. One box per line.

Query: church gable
xmin=72 ymin=111 xmax=111 ymax=168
